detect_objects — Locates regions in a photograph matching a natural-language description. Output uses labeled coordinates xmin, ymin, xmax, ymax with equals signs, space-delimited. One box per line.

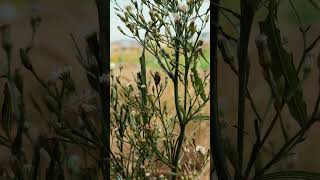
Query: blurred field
xmin=0 ymin=0 xmax=320 ymax=178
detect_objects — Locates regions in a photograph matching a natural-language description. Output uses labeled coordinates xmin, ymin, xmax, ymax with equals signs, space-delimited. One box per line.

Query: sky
xmin=110 ymin=0 xmax=210 ymax=42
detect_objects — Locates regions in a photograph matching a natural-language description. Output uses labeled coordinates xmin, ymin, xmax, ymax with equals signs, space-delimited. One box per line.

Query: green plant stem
xmin=172 ymin=124 xmax=185 ymax=179
xmin=95 ymin=0 xmax=110 ymax=179
xmin=171 ymin=23 xmax=185 ymax=179
xmin=211 ymin=0 xmax=231 ymax=179
xmin=237 ymin=1 xmax=255 ymax=179
xmin=139 ymin=45 xmax=148 ymax=125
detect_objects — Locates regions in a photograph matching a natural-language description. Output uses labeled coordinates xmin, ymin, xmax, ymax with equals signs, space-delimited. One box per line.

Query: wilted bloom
xmin=195 ymin=145 xmax=206 ymax=155
xmin=173 ymin=13 xmax=181 ymax=24
xmin=178 ymin=3 xmax=188 ymax=12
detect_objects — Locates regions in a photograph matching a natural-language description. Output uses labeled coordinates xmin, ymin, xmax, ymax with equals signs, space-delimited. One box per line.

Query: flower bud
xmin=116 ymin=13 xmax=127 ymax=23
xmin=255 ymin=34 xmax=272 ymax=69
xmin=205 ymin=15 xmax=210 ymax=23
xmin=125 ymin=5 xmax=132 ymax=14
xmin=139 ymin=14 xmax=146 ymax=23
xmin=189 ymin=20 xmax=196 ymax=36
xmin=117 ymin=26 xmax=125 ymax=35
xmin=149 ymin=10 xmax=156 ymax=21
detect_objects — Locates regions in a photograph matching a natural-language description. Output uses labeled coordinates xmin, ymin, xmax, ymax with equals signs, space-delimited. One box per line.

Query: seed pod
xmin=255 ymin=34 xmax=272 ymax=69
xmin=20 ymin=49 xmax=33 ymax=71
xmin=153 ymin=71 xmax=161 ymax=87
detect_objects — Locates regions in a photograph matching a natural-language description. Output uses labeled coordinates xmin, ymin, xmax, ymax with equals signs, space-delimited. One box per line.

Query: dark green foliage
xmin=260 ymin=13 xmax=308 ymax=127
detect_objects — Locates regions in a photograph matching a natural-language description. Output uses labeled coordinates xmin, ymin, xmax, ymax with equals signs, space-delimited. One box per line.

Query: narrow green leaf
xmin=191 ymin=64 xmax=206 ymax=102
xmin=259 ymin=14 xmax=307 ymax=127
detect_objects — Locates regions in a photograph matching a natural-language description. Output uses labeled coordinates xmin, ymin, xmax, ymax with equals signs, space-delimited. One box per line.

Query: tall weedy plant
xmin=112 ymin=0 xmax=210 ymax=179
xmin=212 ymin=0 xmax=320 ymax=180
